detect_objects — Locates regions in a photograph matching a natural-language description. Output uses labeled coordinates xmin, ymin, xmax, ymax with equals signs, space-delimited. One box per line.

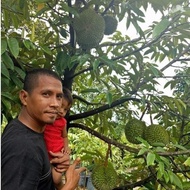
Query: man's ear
xmin=19 ymin=90 xmax=28 ymax=106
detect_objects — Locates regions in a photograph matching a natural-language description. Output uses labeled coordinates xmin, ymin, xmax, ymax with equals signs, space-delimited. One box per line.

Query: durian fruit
xmin=91 ymin=161 xmax=118 ymax=190
xmin=125 ymin=118 xmax=146 ymax=144
xmin=103 ymin=15 xmax=118 ymax=35
xmin=144 ymin=124 xmax=169 ymax=146
xmin=73 ymin=9 xmax=105 ymax=49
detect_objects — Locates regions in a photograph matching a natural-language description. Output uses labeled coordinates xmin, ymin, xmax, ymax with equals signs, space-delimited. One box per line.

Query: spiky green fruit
xmin=125 ymin=118 xmax=146 ymax=144
xmin=73 ymin=9 xmax=105 ymax=49
xmin=103 ymin=16 xmax=118 ymax=35
xmin=144 ymin=124 xmax=169 ymax=146
xmin=91 ymin=162 xmax=118 ymax=190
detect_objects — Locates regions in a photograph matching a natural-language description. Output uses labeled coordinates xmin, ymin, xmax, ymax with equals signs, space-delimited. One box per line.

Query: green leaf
xmin=149 ymin=64 xmax=162 ymax=77
xmin=136 ymin=137 xmax=150 ymax=147
xmin=172 ymin=144 xmax=187 ymax=150
xmin=3 ymin=9 xmax=9 ymax=28
xmin=157 ymin=170 xmax=163 ymax=179
xmin=1 ymin=62 xmax=10 ymax=79
xmin=131 ymin=18 xmax=143 ymax=35
xmin=35 ymin=0 xmax=50 ymax=3
xmin=167 ymin=170 xmax=174 ymax=183
xmin=81 ymin=89 xmax=100 ymax=93
xmin=177 ymin=98 xmax=186 ymax=109
xmin=23 ymin=3 xmax=30 ymax=20
xmin=160 ymin=156 xmax=170 ymax=167
xmin=158 ymin=162 xmax=165 ymax=176
xmin=45 ymin=32 xmax=54 ymax=41
xmin=138 ymin=147 xmax=147 ymax=156
xmin=99 ymin=56 xmax=114 ymax=68
xmin=152 ymin=18 xmax=170 ymax=38
xmin=129 ymin=4 xmax=145 ymax=17
xmin=118 ymin=2 xmax=126 ymax=22
xmin=1 ymin=98 xmax=12 ymax=110
xmin=78 ymin=54 xmax=91 ymax=65
xmin=55 ymin=51 xmax=69 ymax=71
xmin=60 ymin=28 xmax=67 ymax=38
xmin=93 ymin=59 xmax=100 ymax=71
xmin=11 ymin=13 xmax=19 ymax=29
xmin=168 ymin=171 xmax=183 ymax=189
xmin=23 ymin=40 xmax=32 ymax=50
xmin=1 ymin=52 xmax=14 ymax=70
xmin=184 ymin=157 xmax=190 ymax=166
xmin=183 ymin=181 xmax=190 ymax=189
xmin=106 ymin=91 xmax=113 ymax=106
xmin=1 ymin=39 xmax=7 ymax=55
xmin=11 ymin=72 xmax=23 ymax=88
xmin=41 ymin=45 xmax=52 ymax=55
xmin=147 ymin=152 xmax=155 ymax=166
xmin=163 ymin=171 xmax=169 ymax=183
xmin=151 ymin=142 xmax=165 ymax=147
xmin=174 ymin=99 xmax=183 ymax=115
xmin=7 ymin=38 xmax=19 ymax=58
xmin=19 ymin=0 xmax=26 ymax=9
xmin=1 ymin=92 xmax=14 ymax=101
xmin=15 ymin=67 xmax=26 ymax=80
xmin=1 ymin=76 xmax=10 ymax=90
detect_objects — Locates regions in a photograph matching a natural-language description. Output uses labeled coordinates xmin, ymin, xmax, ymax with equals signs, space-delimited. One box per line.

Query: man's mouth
xmin=46 ymin=111 xmax=58 ymax=116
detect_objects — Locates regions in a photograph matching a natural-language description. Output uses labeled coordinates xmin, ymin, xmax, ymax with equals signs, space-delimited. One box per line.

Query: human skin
xmin=18 ymin=75 xmax=63 ymax=133
xmin=18 ymin=75 xmax=71 ymax=170
xmin=57 ymin=97 xmax=71 ymax=152
xmin=19 ymin=75 xmax=72 ymax=172
xmin=46 ymin=97 xmax=72 ymax=189
xmin=53 ymin=158 xmax=86 ymax=190
xmin=58 ymin=98 xmax=71 ymax=118
xmin=18 ymin=75 xmax=86 ymax=189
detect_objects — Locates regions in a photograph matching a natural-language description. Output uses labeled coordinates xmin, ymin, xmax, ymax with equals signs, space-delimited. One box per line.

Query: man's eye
xmin=43 ymin=93 xmax=49 ymax=97
xmin=57 ymin=95 xmax=63 ymax=99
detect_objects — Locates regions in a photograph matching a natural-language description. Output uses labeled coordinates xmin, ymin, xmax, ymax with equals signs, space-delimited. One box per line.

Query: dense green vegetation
xmin=1 ymin=0 xmax=190 ymax=189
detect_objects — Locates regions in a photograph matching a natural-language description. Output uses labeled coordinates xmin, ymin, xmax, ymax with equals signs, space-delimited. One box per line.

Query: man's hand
xmin=51 ymin=156 xmax=86 ymax=190
xmin=61 ymin=158 xmax=86 ymax=190
xmin=51 ymin=166 xmax=64 ymax=189
xmin=49 ymin=151 xmax=70 ymax=173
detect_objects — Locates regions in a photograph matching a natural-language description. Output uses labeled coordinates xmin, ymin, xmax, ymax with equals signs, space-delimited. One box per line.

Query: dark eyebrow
xmin=57 ymin=93 xmax=64 ymax=97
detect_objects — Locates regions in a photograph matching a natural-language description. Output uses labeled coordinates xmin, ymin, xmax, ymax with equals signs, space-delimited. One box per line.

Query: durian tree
xmin=1 ymin=0 xmax=190 ymax=189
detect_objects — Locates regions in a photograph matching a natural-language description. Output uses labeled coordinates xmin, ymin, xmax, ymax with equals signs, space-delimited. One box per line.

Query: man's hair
xmin=23 ymin=68 xmax=62 ymax=93
xmin=62 ymin=87 xmax=73 ymax=105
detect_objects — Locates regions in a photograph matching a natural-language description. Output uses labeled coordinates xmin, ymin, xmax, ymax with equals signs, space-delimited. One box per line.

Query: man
xmin=1 ymin=68 xmax=85 ymax=190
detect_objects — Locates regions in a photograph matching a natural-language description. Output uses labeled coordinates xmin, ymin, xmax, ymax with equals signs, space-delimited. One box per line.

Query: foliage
xmin=1 ymin=0 xmax=190 ymax=189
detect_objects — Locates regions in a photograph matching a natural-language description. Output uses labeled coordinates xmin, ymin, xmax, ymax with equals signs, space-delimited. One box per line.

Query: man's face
xmin=24 ymin=75 xmax=63 ymax=127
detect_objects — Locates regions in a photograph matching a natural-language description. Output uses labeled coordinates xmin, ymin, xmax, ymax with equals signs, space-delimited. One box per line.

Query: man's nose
xmin=50 ymin=96 xmax=60 ymax=107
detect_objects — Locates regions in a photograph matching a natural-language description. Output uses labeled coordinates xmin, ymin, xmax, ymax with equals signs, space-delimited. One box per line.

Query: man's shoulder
xmin=3 ymin=118 xmax=26 ymax=135
xmin=2 ymin=119 xmax=43 ymax=147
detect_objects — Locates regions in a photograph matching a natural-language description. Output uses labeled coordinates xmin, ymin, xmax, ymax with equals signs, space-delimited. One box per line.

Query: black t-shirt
xmin=1 ymin=119 xmax=55 ymax=190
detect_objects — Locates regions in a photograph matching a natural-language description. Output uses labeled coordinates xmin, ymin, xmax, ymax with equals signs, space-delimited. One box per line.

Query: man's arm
xmin=60 ymin=158 xmax=86 ymax=190
xmin=50 ymin=152 xmax=86 ymax=190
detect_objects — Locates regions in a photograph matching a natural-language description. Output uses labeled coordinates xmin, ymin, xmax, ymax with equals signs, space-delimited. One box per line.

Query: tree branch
xmin=160 ymin=44 xmax=190 ymax=72
xmin=69 ymin=97 xmax=139 ymax=121
xmin=99 ymin=37 xmax=141 ymax=47
xmin=69 ymin=123 xmax=190 ymax=157
xmin=73 ymin=94 xmax=101 ymax=106
xmin=112 ymin=175 xmax=154 ymax=190
xmin=69 ymin=123 xmax=138 ymax=153
xmin=72 ymin=14 xmax=184 ymax=80
xmin=158 ymin=150 xmax=190 ymax=156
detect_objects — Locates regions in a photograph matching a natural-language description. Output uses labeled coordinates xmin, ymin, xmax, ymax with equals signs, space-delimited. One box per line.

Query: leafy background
xmin=1 ymin=0 xmax=190 ymax=189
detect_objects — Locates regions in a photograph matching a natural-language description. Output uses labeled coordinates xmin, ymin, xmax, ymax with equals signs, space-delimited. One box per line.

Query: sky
xmin=115 ymin=5 xmax=181 ymax=124
xmin=116 ymin=5 xmax=182 ymax=97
